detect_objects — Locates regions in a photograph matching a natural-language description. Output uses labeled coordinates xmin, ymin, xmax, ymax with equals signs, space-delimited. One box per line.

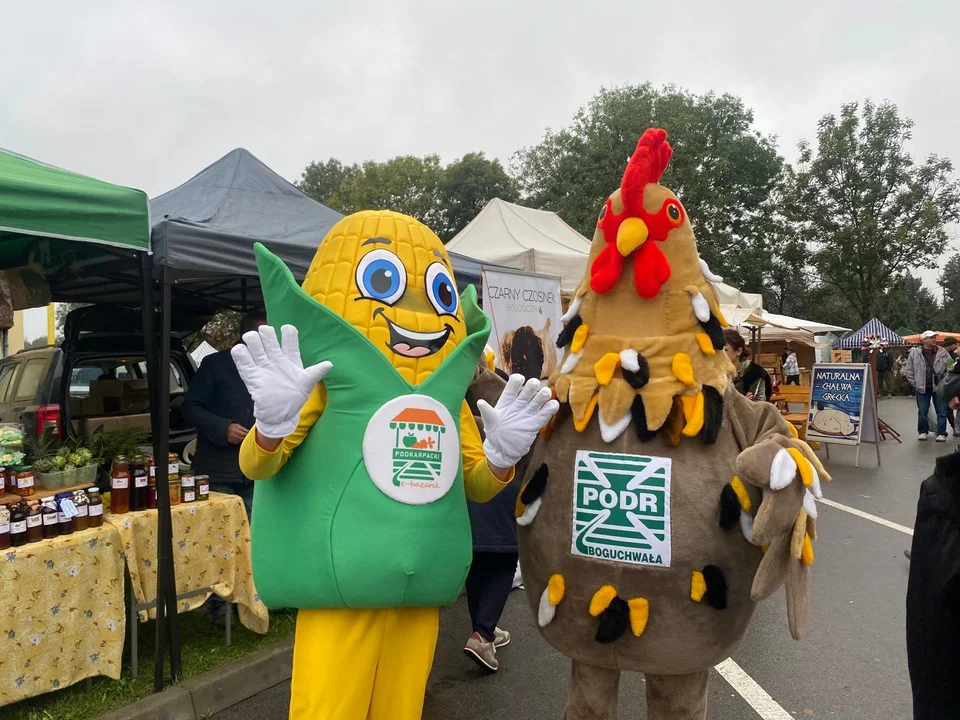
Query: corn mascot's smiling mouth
xmin=373 ymin=308 xmax=453 ymax=358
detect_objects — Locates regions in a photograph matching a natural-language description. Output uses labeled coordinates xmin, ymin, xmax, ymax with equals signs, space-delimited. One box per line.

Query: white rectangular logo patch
xmin=571 ymin=450 xmax=671 ymax=568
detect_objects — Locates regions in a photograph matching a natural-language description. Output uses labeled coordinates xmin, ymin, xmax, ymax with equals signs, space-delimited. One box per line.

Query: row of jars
xmin=0 ymin=488 xmax=104 ymax=548
xmin=109 ymin=454 xmax=209 ymax=515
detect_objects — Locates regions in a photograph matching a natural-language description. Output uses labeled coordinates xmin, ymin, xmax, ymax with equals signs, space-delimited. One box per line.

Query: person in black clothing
xmin=875 ymin=342 xmax=893 ymax=397
xmin=183 ymin=313 xmax=266 ymax=623
xmin=906 ymin=365 xmax=960 ymax=719
xmin=723 ymin=328 xmax=772 ymax=401
xmin=461 ymin=362 xmax=534 ymax=672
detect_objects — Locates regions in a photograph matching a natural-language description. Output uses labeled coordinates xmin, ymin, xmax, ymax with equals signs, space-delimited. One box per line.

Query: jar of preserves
xmin=41 ymin=497 xmax=59 ymax=539
xmin=0 ymin=466 xmax=5 ymax=498
xmin=87 ymin=488 xmax=104 ymax=528
xmin=57 ymin=492 xmax=74 ymax=536
xmin=10 ymin=502 xmax=26 ymax=547
xmin=0 ymin=505 xmax=10 ymax=549
xmin=25 ymin=501 xmax=43 ymax=543
xmin=110 ymin=456 xmax=130 ymax=514
xmin=131 ymin=455 xmax=148 ymax=511
xmin=168 ymin=454 xmax=181 ymax=506
xmin=72 ymin=490 xmax=89 ymax=532
xmin=197 ymin=475 xmax=210 ymax=501
xmin=147 ymin=461 xmax=158 ymax=510
xmin=16 ymin=466 xmax=35 ymax=497
xmin=180 ymin=472 xmax=196 ymax=503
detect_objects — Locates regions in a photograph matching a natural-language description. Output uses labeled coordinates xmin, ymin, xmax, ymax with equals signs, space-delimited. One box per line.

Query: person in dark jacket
xmin=723 ymin=328 xmax=772 ymax=401
xmin=875 ymin=342 xmax=893 ymax=397
xmin=906 ymin=366 xmax=960 ymax=719
xmin=183 ymin=312 xmax=266 ymax=624
xmin=461 ymin=363 xmax=533 ymax=672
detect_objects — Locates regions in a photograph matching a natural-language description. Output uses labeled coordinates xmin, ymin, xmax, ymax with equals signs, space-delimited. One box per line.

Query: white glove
xmin=478 ymin=375 xmax=559 ymax=470
xmin=231 ymin=325 xmax=333 ymax=440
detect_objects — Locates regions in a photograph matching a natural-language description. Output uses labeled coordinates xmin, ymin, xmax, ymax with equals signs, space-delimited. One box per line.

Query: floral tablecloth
xmin=105 ymin=493 xmax=268 ymax=634
xmin=0 ymin=525 xmax=126 ymax=707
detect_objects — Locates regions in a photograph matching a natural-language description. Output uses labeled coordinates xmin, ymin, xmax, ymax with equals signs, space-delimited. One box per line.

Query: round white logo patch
xmin=362 ymin=395 xmax=460 ymax=505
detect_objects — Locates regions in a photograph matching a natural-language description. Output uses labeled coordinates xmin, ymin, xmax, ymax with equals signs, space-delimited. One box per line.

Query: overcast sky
xmin=6 ymin=0 xmax=957 ymax=339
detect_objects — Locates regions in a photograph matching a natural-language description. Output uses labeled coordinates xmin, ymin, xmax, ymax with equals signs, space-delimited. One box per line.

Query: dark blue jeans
xmin=916 ymin=391 xmax=948 ymax=436
xmin=207 ymin=482 xmax=254 ymax=619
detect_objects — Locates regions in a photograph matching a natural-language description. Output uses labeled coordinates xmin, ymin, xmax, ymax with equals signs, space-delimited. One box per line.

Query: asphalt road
xmin=216 ymin=396 xmax=948 ymax=720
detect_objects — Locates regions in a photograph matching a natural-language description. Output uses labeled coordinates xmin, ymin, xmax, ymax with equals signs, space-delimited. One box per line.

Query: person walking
xmin=782 ymin=346 xmax=801 ymax=385
xmin=906 ymin=366 xmax=960 ymax=719
xmin=943 ymin=337 xmax=959 ymax=437
xmin=905 ymin=331 xmax=950 ymax=442
xmin=461 ymin=361 xmax=533 ymax=672
xmin=183 ymin=312 xmax=267 ymax=623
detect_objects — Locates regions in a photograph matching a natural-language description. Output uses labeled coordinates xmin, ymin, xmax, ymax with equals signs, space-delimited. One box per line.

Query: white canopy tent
xmin=445 ymin=198 xmax=591 ymax=293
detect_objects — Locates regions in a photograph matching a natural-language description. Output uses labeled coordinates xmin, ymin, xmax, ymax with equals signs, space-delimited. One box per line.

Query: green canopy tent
xmin=0 ymin=149 xmax=182 ymax=690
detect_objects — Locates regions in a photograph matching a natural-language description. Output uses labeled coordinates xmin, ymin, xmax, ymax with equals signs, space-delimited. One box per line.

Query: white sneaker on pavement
xmin=919 ymin=433 xmax=930 ymax=441
xmin=936 ymin=435 xmax=948 ymax=442
xmin=493 ymin=627 xmax=511 ymax=648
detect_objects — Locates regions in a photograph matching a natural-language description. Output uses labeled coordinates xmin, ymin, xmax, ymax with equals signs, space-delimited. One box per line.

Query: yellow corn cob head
xmin=301 ymin=210 xmax=467 ymax=384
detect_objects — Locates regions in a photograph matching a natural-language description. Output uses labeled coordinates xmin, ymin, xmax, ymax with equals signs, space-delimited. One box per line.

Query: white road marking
xmin=817 ymin=497 xmax=913 ymax=535
xmin=715 ymin=658 xmax=794 ymax=720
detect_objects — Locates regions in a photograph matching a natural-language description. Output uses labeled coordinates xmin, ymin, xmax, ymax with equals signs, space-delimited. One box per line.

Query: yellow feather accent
xmin=628 ymin=598 xmax=649 ymax=637
xmin=681 ymin=391 xmax=705 ymax=437
xmin=574 ymin=393 xmax=599 ymax=433
xmin=672 ymin=353 xmax=695 ymax=386
xmin=696 ymin=332 xmax=716 ymax=355
xmin=690 ymin=571 xmax=707 ymax=602
xmin=785 ymin=421 xmax=799 ymax=438
xmin=571 ymin=324 xmax=590 ymax=353
xmin=594 ymin=353 xmax=621 ymax=387
xmin=589 ymin=585 xmax=618 ymax=617
xmin=786 ymin=447 xmax=813 ymax=487
xmin=730 ymin=476 xmax=752 ymax=512
xmin=547 ymin=574 xmax=565 ymax=605
xmin=485 ymin=350 xmax=495 ymax=371
xmin=801 ymin=533 xmax=814 ymax=565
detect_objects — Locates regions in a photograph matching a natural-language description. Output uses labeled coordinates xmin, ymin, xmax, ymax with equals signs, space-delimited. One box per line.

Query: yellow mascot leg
xmin=367 ymin=607 xmax=440 ymax=720
xmin=287 ymin=606 xmax=439 ymax=720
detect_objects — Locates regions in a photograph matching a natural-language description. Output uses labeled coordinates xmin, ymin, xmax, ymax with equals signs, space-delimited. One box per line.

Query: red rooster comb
xmin=621 ymin=128 xmax=673 ymax=212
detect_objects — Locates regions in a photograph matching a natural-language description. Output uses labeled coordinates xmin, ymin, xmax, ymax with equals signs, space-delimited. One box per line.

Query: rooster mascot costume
xmin=517 ymin=129 xmax=828 ymax=720
xmin=233 ymin=210 xmax=557 ymax=720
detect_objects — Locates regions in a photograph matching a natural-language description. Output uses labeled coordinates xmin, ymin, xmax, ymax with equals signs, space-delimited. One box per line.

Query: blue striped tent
xmin=835 ymin=318 xmax=907 ymax=348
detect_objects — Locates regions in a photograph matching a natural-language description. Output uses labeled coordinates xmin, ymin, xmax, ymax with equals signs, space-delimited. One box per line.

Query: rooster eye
xmin=667 ymin=203 xmax=681 ymax=222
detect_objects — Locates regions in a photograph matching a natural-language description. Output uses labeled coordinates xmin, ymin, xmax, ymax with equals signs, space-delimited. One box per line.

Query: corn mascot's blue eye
xmin=356 ymin=249 xmax=406 ymax=305
xmin=425 ymin=263 xmax=459 ymax=317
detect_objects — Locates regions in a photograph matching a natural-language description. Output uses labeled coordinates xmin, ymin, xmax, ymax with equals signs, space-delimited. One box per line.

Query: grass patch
xmin=6 ymin=609 xmax=296 ymax=720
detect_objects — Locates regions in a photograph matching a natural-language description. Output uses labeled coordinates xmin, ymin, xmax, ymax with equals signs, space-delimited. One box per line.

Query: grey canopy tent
xmin=835 ymin=318 xmax=906 ymax=348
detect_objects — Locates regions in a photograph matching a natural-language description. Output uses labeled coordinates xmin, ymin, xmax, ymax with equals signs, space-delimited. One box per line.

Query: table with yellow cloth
xmin=105 ymin=493 xmax=268 ymax=634
xmin=0 ymin=524 xmax=127 ymax=707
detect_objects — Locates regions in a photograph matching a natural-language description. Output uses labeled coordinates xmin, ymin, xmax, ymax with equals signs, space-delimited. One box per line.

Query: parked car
xmin=0 ymin=305 xmax=206 ymax=456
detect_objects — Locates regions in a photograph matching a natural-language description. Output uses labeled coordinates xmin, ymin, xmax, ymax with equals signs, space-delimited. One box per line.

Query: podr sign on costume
xmin=233 ymin=210 xmax=557 ymax=720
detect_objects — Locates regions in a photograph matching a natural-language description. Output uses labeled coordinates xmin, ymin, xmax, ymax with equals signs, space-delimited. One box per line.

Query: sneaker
xmin=918 ymin=433 xmax=929 ymax=441
xmin=464 ymin=633 xmax=498 ymax=671
xmin=493 ymin=627 xmax=511 ymax=648
xmin=936 ymin=435 xmax=948 ymax=442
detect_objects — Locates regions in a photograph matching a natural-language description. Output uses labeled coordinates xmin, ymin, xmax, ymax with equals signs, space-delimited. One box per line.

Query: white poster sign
xmin=481 ymin=268 xmax=563 ymax=380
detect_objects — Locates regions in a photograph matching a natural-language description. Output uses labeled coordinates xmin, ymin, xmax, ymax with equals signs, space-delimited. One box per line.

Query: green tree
xmin=25 ymin=335 xmax=48 ymax=349
xmin=54 ymin=302 xmax=85 ymax=341
xmin=512 ymin=84 xmax=786 ymax=287
xmin=875 ymin=274 xmax=940 ymax=331
xmin=791 ymin=99 xmax=960 ymax=325
xmin=297 ymin=159 xmax=358 ymax=212
xmin=435 ymin=152 xmax=517 ymax=241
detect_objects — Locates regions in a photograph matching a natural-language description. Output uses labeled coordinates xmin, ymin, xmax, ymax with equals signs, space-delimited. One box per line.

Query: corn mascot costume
xmin=233 ymin=211 xmax=558 ymax=719
xmin=516 ymin=129 xmax=829 ymax=720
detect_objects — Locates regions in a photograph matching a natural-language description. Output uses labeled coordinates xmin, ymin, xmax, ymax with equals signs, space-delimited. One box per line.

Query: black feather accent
xmin=520 ymin=464 xmax=549 ymax=505
xmin=719 ymin=485 xmax=741 ymax=531
xmin=595 ymin=596 xmax=630 ymax=644
xmin=702 ymin=565 xmax=728 ymax=610
xmin=700 ymin=314 xmax=725 ymax=350
xmin=555 ymin=314 xmax=583 ymax=349
xmin=702 ymin=385 xmax=724 ymax=444
xmin=622 ymin=353 xmax=650 ymax=389
xmin=631 ymin=396 xmax=656 ymax=442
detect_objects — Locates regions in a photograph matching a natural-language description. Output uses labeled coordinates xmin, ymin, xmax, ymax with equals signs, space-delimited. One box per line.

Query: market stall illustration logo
xmin=389 ymin=408 xmax=447 ymax=488
xmin=571 ymin=451 xmax=672 ymax=567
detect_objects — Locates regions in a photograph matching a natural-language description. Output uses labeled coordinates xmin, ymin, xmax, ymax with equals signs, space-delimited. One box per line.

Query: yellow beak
xmin=616 ymin=217 xmax=649 ymax=256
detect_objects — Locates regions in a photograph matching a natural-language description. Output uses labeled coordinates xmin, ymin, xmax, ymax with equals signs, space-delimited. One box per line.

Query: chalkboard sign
xmin=807 ymin=363 xmax=880 ymax=466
